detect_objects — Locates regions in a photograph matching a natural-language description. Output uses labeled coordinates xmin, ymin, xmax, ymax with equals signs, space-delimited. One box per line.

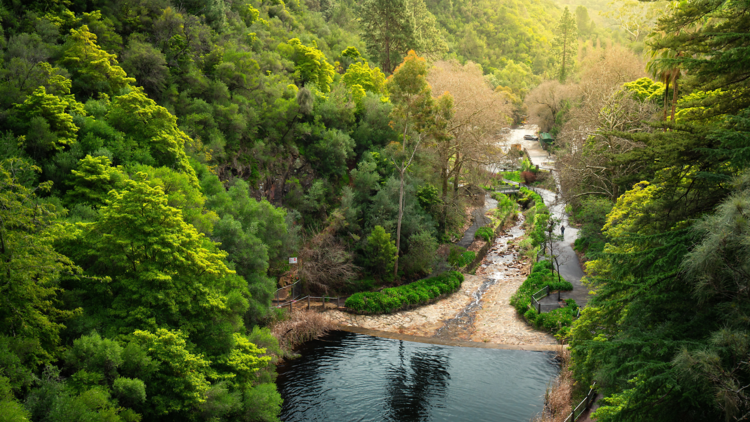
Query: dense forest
xmin=1 ymin=0 xmax=747 ymax=420
xmin=0 ymin=0 xmax=577 ymax=420
xmin=523 ymin=0 xmax=750 ymax=420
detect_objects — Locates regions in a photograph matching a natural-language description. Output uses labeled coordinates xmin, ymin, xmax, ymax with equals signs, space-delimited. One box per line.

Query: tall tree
xmin=386 ymin=51 xmax=439 ymax=277
xmin=0 ymin=159 xmax=81 ymax=365
xmin=553 ymin=7 xmax=578 ymax=83
xmin=427 ymin=60 xmax=511 ymax=234
xmin=358 ymin=0 xmax=445 ymax=73
xmin=359 ymin=0 xmax=414 ymax=74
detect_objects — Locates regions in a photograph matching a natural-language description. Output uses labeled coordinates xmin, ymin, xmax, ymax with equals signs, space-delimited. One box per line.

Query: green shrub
xmin=475 ymin=226 xmax=494 ymax=243
xmin=501 ymin=171 xmax=521 ymax=182
xmin=524 ymin=308 xmax=538 ymax=322
xmin=344 ymin=271 xmax=464 ymax=313
xmin=365 ymin=225 xmax=397 ymax=281
xmin=448 ymin=246 xmax=476 ymax=268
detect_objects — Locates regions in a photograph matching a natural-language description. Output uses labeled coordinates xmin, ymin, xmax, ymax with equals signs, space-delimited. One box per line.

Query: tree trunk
xmin=439 ymin=161 xmax=449 ymax=236
xmin=453 ymin=152 xmax=461 ymax=193
xmin=670 ymin=74 xmax=679 ymax=122
xmin=394 ymin=167 xmax=405 ymax=279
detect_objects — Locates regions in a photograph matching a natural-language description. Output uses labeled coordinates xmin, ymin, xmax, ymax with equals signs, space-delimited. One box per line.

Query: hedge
xmin=523 ymin=299 xmax=579 ymax=338
xmin=519 ymin=187 xmax=549 ymax=247
xmin=345 ymin=271 xmax=465 ymax=314
xmin=510 ymin=260 xmax=573 ymax=316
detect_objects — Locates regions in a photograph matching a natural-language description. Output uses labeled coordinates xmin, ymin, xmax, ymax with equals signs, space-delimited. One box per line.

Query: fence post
xmin=289 ymin=301 xmax=292 ymax=313
xmin=546 ymin=285 xmax=550 ymax=297
xmin=337 ymin=297 xmax=340 ymax=308
xmin=537 ymin=300 xmax=541 ymax=313
xmin=307 ymin=296 xmax=310 ymax=310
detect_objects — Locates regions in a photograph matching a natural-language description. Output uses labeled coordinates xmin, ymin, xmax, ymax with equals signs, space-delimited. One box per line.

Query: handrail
xmin=562 ymin=382 xmax=597 ymax=422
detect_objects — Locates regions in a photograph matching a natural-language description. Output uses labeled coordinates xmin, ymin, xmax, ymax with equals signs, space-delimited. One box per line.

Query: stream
xmin=434 ymin=213 xmax=526 ymax=339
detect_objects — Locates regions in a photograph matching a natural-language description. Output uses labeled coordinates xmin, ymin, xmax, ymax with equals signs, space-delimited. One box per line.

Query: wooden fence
xmin=563 ymin=382 xmax=597 ymax=422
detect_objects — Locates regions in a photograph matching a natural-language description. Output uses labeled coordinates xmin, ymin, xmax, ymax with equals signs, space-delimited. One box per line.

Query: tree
xmin=81 ymin=174 xmax=239 ymax=338
xmin=106 ymin=88 xmax=199 ymax=187
xmin=0 ymin=159 xmax=81 ymax=365
xmin=277 ymin=38 xmax=335 ymax=92
xmin=121 ymin=39 xmax=169 ymax=98
xmin=386 ymin=51 xmax=438 ymax=278
xmin=60 ymin=25 xmax=135 ymax=98
xmin=358 ymin=0 xmax=414 ymax=74
xmin=358 ymin=0 xmax=444 ymax=74
xmin=604 ymin=0 xmax=664 ymax=43
xmin=525 ymin=80 xmax=578 ymax=133
xmin=365 ymin=225 xmax=397 ymax=280
xmin=553 ymin=7 xmax=577 ymax=83
xmin=13 ymin=71 xmax=85 ymax=157
xmin=427 ymin=60 xmax=511 ymax=234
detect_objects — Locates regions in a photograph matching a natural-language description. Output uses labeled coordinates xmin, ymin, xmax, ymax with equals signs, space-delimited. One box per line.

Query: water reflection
xmin=276 ymin=331 xmax=558 ymax=422
xmin=384 ymin=342 xmax=450 ymax=421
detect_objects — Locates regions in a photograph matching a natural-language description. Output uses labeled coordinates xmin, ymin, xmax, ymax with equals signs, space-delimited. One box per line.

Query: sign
xmin=289 ymin=257 xmax=297 ymax=264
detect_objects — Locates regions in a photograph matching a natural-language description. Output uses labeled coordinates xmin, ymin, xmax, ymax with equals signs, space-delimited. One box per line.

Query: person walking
xmin=561 ymin=225 xmax=565 ymax=237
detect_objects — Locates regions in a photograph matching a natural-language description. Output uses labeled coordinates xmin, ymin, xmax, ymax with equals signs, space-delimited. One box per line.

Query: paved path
xmin=504 ymin=125 xmax=590 ymax=308
xmin=456 ymin=195 xmax=497 ymax=248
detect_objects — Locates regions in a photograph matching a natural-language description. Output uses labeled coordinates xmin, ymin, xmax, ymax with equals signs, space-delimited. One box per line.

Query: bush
xmin=344 ymin=271 xmax=464 ymax=314
xmin=475 ymin=226 xmax=494 ymax=243
xmin=501 ymin=171 xmax=521 ymax=182
xmin=448 ymin=246 xmax=476 ymax=268
xmin=510 ymin=259 xmax=577 ymax=338
xmin=365 ymin=225 xmax=397 ymax=281
xmin=521 ymin=171 xmax=537 ymax=184
xmin=402 ymin=231 xmax=438 ymax=276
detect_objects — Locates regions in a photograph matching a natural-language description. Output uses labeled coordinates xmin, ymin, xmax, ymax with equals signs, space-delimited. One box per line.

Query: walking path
xmin=327 ymin=214 xmax=557 ymax=348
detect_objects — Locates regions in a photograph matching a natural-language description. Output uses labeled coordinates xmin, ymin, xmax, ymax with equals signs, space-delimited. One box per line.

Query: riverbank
xmin=327 ymin=212 xmax=558 ymax=349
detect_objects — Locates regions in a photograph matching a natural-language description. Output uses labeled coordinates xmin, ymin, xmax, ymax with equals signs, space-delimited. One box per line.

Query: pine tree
xmin=553 ymin=7 xmax=577 ymax=83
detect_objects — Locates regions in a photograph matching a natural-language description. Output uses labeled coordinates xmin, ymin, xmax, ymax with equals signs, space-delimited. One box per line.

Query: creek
xmin=276 ymin=330 xmax=558 ymax=421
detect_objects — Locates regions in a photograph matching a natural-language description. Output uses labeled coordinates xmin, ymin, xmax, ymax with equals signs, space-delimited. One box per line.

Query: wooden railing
xmin=563 ymin=382 xmax=597 ymax=422
xmin=274 ymin=295 xmax=345 ymax=312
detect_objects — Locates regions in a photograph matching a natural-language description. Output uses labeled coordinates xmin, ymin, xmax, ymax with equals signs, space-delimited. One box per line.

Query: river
xmin=276 ymin=331 xmax=559 ymax=421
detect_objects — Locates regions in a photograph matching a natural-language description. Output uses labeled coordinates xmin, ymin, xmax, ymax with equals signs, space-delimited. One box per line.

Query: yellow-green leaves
xmin=89 ymin=174 xmax=231 ymax=335
xmin=0 ymin=158 xmax=82 ymax=365
xmin=66 ymin=155 xmax=126 ymax=207
xmin=15 ymin=77 xmax=84 ymax=152
xmin=224 ymin=333 xmax=272 ymax=386
xmin=61 ymin=25 xmax=135 ymax=97
xmin=343 ymin=61 xmax=386 ymax=95
xmin=107 ymin=89 xmax=199 ymax=187
xmin=279 ymin=38 xmax=335 ymax=93
xmin=132 ymin=329 xmax=211 ymax=415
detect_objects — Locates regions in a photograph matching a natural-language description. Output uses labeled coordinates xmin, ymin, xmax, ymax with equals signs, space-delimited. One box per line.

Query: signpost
xmin=289 ymin=257 xmax=297 ymax=264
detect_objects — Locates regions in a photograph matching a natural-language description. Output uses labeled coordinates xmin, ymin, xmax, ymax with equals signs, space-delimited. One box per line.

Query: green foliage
xmin=623 ymin=77 xmax=665 ymax=102
xmin=553 ymin=7 xmax=578 ymax=82
xmin=365 ymin=225 xmax=397 ymax=280
xmin=520 ymin=187 xmax=550 ymax=248
xmin=78 ymin=174 xmax=238 ymax=338
xmin=345 ymin=271 xmax=463 ymax=313
xmin=279 ymin=38 xmax=335 ymax=92
xmin=447 ymin=246 xmax=475 ymax=269
xmin=475 ymin=226 xmax=494 ymax=243
xmin=60 ymin=25 xmax=135 ymax=97
xmin=572 ymin=197 xmax=613 ymax=259
xmin=401 ymin=230 xmax=438 ymax=276
xmin=500 ymin=171 xmax=521 ymax=182
xmin=0 ymin=159 xmax=81 ymax=365
xmin=510 ymin=260 xmax=573 ymax=337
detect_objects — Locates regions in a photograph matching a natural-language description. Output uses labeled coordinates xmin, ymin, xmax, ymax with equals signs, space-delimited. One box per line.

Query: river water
xmin=276 ymin=330 xmax=559 ymax=421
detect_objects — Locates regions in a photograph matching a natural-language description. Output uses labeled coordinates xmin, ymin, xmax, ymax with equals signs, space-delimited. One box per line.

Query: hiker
xmin=561 ymin=225 xmax=565 ymax=237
